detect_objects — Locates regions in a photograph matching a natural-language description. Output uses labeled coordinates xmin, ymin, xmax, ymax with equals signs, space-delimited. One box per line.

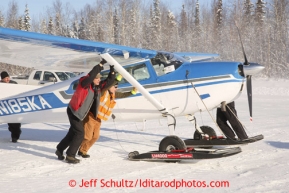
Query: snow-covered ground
xmin=1 ymin=78 xmax=289 ymax=193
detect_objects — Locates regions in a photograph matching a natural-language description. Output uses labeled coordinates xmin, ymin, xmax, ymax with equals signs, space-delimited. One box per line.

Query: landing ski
xmin=184 ymin=134 xmax=264 ymax=148
xmin=128 ymin=146 xmax=242 ymax=162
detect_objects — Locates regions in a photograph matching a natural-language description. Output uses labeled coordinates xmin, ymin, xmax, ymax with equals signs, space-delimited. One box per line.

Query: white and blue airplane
xmin=0 ymin=27 xmax=264 ymax=160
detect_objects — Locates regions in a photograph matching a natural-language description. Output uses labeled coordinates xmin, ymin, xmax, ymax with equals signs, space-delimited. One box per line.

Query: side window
xmin=132 ymin=64 xmax=150 ymax=80
xmin=151 ymin=58 xmax=165 ymax=76
xmin=101 ymin=63 xmax=150 ymax=84
xmin=43 ymin=71 xmax=57 ymax=82
xmin=152 ymin=63 xmax=165 ymax=76
xmin=33 ymin=71 xmax=42 ymax=80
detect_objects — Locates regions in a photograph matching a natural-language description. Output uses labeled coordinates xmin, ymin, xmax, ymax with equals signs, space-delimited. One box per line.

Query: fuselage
xmin=0 ymin=59 xmax=245 ymax=123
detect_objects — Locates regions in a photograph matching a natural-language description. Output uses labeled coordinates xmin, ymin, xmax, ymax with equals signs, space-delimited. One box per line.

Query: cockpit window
xmin=151 ymin=52 xmax=184 ymax=76
xmin=101 ymin=63 xmax=150 ymax=84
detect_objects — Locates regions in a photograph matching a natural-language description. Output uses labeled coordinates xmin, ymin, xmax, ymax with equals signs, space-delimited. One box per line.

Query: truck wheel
xmin=159 ymin=135 xmax=186 ymax=152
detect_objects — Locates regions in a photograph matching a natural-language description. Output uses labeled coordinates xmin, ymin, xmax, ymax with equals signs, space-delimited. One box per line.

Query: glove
xmin=100 ymin=58 xmax=107 ymax=65
xmin=116 ymin=74 xmax=122 ymax=81
xmin=110 ymin=65 xmax=115 ymax=73
xmin=131 ymin=87 xmax=137 ymax=95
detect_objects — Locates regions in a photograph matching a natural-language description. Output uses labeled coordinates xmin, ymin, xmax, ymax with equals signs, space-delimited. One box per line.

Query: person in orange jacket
xmin=78 ymin=75 xmax=137 ymax=158
xmin=55 ymin=59 xmax=115 ymax=163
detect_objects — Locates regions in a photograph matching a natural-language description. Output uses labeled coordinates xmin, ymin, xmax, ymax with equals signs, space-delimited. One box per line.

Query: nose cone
xmin=243 ymin=63 xmax=265 ymax=76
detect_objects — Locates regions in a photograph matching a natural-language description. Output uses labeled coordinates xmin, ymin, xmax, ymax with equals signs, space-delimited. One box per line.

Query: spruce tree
xmin=23 ymin=4 xmax=31 ymax=31
xmin=194 ymin=0 xmax=201 ymax=39
xmin=151 ymin=0 xmax=161 ymax=50
xmin=18 ymin=16 xmax=23 ymax=30
xmin=40 ymin=19 xmax=48 ymax=34
xmin=0 ymin=10 xmax=5 ymax=27
xmin=48 ymin=17 xmax=54 ymax=35
xmin=79 ymin=18 xmax=86 ymax=39
xmin=255 ymin=0 xmax=266 ymax=26
xmin=129 ymin=8 xmax=137 ymax=47
xmin=113 ymin=8 xmax=119 ymax=44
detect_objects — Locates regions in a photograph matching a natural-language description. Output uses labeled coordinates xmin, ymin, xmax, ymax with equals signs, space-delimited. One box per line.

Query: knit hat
xmin=1 ymin=71 xmax=9 ymax=79
xmin=95 ymin=73 xmax=102 ymax=78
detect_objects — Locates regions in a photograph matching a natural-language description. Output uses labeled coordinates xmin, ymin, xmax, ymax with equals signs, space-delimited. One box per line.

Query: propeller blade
xmin=246 ymin=75 xmax=253 ymax=121
xmin=234 ymin=21 xmax=249 ymax=66
xmin=235 ymin=20 xmax=255 ymax=120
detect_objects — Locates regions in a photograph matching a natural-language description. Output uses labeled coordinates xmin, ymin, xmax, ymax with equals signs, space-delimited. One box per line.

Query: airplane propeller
xmin=235 ymin=22 xmax=264 ymax=121
xmin=246 ymin=75 xmax=252 ymax=121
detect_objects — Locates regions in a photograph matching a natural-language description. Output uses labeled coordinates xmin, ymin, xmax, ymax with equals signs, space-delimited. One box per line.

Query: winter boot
xmin=78 ymin=151 xmax=90 ymax=158
xmin=55 ymin=150 xmax=65 ymax=160
xmin=66 ymin=156 xmax=80 ymax=164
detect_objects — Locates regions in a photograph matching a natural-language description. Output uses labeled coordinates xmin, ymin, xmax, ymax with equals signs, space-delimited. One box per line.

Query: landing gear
xmin=193 ymin=126 xmax=217 ymax=140
xmin=159 ymin=135 xmax=186 ymax=163
xmin=128 ymin=134 xmax=243 ymax=162
xmin=193 ymin=126 xmax=217 ymax=148
xmin=127 ymin=115 xmax=245 ymax=162
xmin=159 ymin=135 xmax=186 ymax=152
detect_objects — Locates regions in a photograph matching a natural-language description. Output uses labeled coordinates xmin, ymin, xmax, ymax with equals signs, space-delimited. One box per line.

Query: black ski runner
xmin=184 ymin=134 xmax=264 ymax=148
xmin=128 ymin=147 xmax=242 ymax=162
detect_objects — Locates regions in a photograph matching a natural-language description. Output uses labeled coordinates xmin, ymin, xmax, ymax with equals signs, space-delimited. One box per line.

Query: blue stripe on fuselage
xmin=150 ymin=79 xmax=242 ymax=94
xmin=122 ymin=79 xmax=243 ymax=99
xmin=0 ymin=93 xmax=67 ymax=116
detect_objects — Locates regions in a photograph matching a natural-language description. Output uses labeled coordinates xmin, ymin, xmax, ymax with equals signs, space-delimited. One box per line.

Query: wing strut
xmin=101 ymin=53 xmax=176 ymax=134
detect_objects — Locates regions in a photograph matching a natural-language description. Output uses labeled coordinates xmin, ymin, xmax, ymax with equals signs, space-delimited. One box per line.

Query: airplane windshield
xmin=151 ymin=52 xmax=184 ymax=76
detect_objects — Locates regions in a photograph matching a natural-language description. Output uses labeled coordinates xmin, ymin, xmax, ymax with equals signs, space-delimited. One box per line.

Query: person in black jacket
xmin=78 ymin=75 xmax=137 ymax=158
xmin=0 ymin=71 xmax=22 ymax=143
xmin=55 ymin=58 xmax=116 ymax=164
xmin=216 ymin=101 xmax=248 ymax=140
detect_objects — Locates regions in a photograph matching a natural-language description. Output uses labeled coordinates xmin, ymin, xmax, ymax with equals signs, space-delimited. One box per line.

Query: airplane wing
xmin=0 ymin=27 xmax=157 ymax=71
xmin=174 ymin=52 xmax=219 ymax=62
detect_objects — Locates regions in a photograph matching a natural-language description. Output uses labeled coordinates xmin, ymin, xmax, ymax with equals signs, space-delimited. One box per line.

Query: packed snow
xmin=1 ymin=78 xmax=288 ymax=193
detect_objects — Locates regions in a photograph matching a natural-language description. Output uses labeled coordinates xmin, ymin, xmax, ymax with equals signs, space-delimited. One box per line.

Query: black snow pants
xmin=57 ymin=107 xmax=84 ymax=157
xmin=216 ymin=102 xmax=248 ymax=140
xmin=8 ymin=123 xmax=22 ymax=140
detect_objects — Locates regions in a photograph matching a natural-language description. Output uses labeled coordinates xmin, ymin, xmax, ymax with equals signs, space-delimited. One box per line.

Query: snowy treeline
xmin=0 ymin=0 xmax=288 ymax=78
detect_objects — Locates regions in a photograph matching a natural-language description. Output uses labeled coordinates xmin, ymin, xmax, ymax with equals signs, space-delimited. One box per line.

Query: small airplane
xmin=0 ymin=27 xmax=264 ymax=161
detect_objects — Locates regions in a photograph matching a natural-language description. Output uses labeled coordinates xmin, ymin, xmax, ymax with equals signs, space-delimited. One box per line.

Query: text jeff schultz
xmin=75 ymin=178 xmax=230 ymax=189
